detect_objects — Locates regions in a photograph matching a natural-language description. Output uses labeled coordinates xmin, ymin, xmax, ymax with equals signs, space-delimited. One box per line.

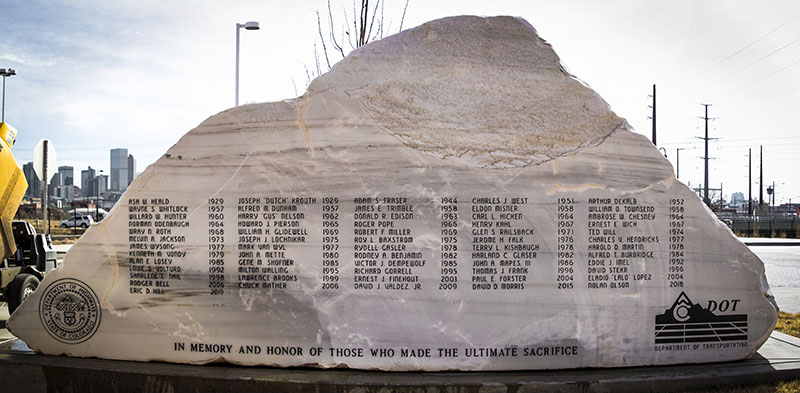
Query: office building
xmin=97 ymin=174 xmax=109 ymax=197
xmin=81 ymin=167 xmax=97 ymax=197
xmin=48 ymin=172 xmax=62 ymax=197
xmin=58 ymin=165 xmax=74 ymax=186
xmin=127 ymin=154 xmax=136 ymax=186
xmin=59 ymin=185 xmax=75 ymax=201
xmin=110 ymin=148 xmax=129 ymax=192
xmin=22 ymin=162 xmax=42 ymax=199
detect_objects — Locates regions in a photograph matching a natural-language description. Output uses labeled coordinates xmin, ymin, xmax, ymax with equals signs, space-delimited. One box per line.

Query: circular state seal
xmin=39 ymin=278 xmax=101 ymax=344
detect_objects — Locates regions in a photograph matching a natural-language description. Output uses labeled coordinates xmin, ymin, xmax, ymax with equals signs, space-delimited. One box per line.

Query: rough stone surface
xmin=8 ymin=15 xmax=777 ymax=371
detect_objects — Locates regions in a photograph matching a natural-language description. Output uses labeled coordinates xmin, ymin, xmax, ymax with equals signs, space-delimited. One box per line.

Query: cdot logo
xmin=655 ymin=292 xmax=747 ymax=344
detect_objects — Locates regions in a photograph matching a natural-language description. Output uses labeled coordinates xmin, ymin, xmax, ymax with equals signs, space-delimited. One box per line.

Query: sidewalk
xmin=772 ymin=288 xmax=800 ymax=314
xmin=739 ymin=237 xmax=800 ymax=246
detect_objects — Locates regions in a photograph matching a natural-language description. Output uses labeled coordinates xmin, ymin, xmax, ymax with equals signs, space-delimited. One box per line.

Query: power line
xmin=735 ymin=57 xmax=800 ymax=91
xmin=712 ymin=35 xmax=800 ymax=85
xmin=659 ymin=135 xmax=800 ymax=146
xmin=659 ymin=141 xmax=800 ymax=150
xmin=701 ymin=12 xmax=800 ymax=74
xmin=705 ymin=135 xmax=800 ymax=142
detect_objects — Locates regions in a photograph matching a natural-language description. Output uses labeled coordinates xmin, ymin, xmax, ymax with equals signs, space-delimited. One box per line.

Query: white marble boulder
xmin=8 ymin=15 xmax=777 ymax=371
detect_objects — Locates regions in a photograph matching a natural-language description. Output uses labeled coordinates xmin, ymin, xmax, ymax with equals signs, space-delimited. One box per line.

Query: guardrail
xmin=50 ymin=235 xmax=83 ymax=240
xmin=729 ymin=216 xmax=799 ymax=238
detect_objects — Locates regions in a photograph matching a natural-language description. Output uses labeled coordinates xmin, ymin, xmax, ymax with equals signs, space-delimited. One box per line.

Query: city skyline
xmin=21 ymin=147 xmax=137 ymax=202
xmin=2 ymin=1 xmax=800 ymax=204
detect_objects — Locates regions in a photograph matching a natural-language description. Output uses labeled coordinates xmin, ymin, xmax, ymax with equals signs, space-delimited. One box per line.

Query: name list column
xmin=352 ymin=197 xmax=423 ymax=291
xmin=127 ymin=198 xmax=188 ymax=295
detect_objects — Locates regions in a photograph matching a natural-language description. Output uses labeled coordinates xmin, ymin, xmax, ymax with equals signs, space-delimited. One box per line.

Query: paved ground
xmin=750 ymin=244 xmax=800 ymax=313
xmin=772 ymin=288 xmax=800 ymax=313
xmin=0 ymin=303 xmax=13 ymax=348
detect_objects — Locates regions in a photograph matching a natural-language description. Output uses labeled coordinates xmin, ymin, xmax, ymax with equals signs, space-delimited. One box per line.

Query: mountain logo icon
xmin=655 ymin=292 xmax=747 ymax=344
xmin=671 ymin=292 xmax=693 ymax=322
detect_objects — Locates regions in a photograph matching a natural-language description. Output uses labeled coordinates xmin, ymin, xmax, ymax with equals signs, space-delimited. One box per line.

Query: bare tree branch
xmin=303 ymin=64 xmax=312 ymax=88
xmin=328 ymin=0 xmax=346 ymax=57
xmin=316 ymin=11 xmax=332 ymax=70
xmin=314 ymin=42 xmax=321 ymax=76
xmin=305 ymin=0 xmax=410 ymax=81
xmin=377 ymin=0 xmax=384 ymax=40
xmin=343 ymin=2 xmax=356 ymax=51
xmin=366 ymin=0 xmax=380 ymax=45
xmin=399 ymin=0 xmax=409 ymax=32
xmin=360 ymin=0 xmax=369 ymax=47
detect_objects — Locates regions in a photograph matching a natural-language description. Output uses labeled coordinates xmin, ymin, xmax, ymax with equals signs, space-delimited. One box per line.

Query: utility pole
xmin=676 ymin=148 xmax=684 ymax=180
xmin=759 ymin=145 xmax=764 ymax=207
xmin=700 ymin=104 xmax=713 ymax=206
xmin=651 ymin=84 xmax=656 ymax=146
xmin=748 ymin=148 xmax=752 ymax=215
xmin=42 ymin=140 xmax=49 ymax=234
xmin=1 ymin=68 xmax=16 ymax=123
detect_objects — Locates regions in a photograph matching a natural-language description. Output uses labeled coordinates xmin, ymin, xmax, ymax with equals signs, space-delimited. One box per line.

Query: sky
xmin=2 ymin=0 xmax=800 ymax=205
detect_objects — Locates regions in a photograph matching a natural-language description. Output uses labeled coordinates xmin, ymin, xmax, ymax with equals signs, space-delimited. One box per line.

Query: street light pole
xmin=773 ymin=181 xmax=776 ymax=213
xmin=95 ymin=170 xmax=104 ymax=222
xmin=235 ymin=21 xmax=260 ymax=107
xmin=767 ymin=183 xmax=774 ymax=216
xmin=1 ymin=68 xmax=16 ymax=123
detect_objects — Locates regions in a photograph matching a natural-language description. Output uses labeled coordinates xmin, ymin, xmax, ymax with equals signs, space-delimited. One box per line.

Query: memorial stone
xmin=8 ymin=15 xmax=778 ymax=371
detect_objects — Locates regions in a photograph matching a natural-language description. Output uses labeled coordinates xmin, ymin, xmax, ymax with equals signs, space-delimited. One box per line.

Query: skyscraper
xmin=110 ymin=148 xmax=129 ymax=192
xmin=48 ymin=172 xmax=61 ymax=197
xmin=22 ymin=162 xmax=42 ymax=199
xmin=81 ymin=167 xmax=96 ymax=197
xmin=127 ymin=153 xmax=136 ymax=187
xmin=58 ymin=165 xmax=74 ymax=186
xmin=97 ymin=174 xmax=109 ymax=197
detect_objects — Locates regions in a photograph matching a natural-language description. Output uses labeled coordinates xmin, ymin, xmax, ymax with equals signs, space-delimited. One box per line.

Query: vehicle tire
xmin=7 ymin=274 xmax=40 ymax=314
xmin=60 ymin=223 xmax=67 ymax=228
xmin=81 ymin=223 xmax=88 ymax=228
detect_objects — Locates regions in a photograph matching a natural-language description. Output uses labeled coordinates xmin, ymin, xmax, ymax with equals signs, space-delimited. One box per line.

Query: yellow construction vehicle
xmin=0 ymin=122 xmax=57 ymax=313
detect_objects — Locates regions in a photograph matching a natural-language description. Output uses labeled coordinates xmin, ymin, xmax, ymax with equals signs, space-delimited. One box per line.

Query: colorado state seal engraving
xmin=39 ymin=278 xmax=101 ymax=344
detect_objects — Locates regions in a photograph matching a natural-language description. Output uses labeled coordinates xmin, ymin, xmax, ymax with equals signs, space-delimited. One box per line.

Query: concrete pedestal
xmin=1 ymin=331 xmax=799 ymax=393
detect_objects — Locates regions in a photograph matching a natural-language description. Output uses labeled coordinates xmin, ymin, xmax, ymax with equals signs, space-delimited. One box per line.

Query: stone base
xmin=1 ymin=332 xmax=800 ymax=393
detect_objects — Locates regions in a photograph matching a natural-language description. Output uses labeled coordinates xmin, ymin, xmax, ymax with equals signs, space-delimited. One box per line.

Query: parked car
xmin=59 ymin=215 xmax=94 ymax=228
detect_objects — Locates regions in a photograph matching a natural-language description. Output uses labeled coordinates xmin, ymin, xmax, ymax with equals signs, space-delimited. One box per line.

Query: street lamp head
xmin=0 ymin=68 xmax=15 ymax=77
xmin=242 ymin=21 xmax=260 ymax=30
